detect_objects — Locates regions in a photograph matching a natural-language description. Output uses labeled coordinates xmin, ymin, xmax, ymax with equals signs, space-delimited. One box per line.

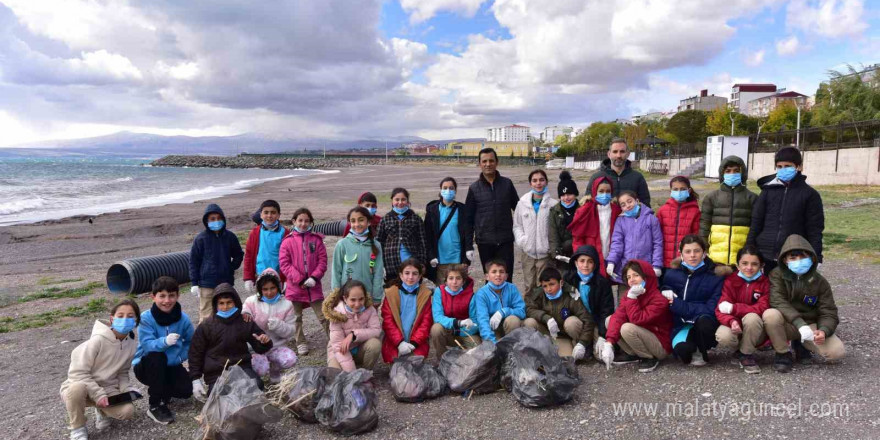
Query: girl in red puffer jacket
xmin=656 ymin=176 xmax=701 ymax=267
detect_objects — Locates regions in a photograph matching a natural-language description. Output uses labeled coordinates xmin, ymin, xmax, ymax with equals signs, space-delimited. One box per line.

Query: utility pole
xmin=729 ymin=112 xmax=735 ymax=136
xmin=323 ymin=142 xmax=326 ymax=159
xmin=385 ymin=142 xmax=388 ymax=164
xmin=796 ymin=104 xmax=802 ymax=149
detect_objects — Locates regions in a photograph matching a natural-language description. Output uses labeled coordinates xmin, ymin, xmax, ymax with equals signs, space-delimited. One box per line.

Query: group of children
xmin=60 ymin=146 xmax=844 ymax=439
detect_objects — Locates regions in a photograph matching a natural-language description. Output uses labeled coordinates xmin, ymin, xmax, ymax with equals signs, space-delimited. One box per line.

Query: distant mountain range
xmin=0 ymin=131 xmax=485 ymax=158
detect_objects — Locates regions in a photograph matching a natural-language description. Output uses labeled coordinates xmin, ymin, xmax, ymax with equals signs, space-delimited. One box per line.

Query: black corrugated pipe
xmin=107 ymin=252 xmax=191 ymax=295
xmin=311 ymin=219 xmax=347 ymax=237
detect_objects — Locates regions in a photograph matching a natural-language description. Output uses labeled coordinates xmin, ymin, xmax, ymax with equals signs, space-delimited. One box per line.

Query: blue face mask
xmin=262 ymin=293 xmax=282 ymax=304
xmin=489 ymin=280 xmax=506 ymax=290
xmin=776 ymin=166 xmax=797 ymax=182
xmin=595 ymin=193 xmax=612 ymax=206
xmin=344 ymin=304 xmax=366 ymax=314
xmin=401 ymin=282 xmax=419 ymax=293
xmin=440 ymin=189 xmax=456 ymax=202
xmin=670 ymin=190 xmax=689 ymax=202
xmin=207 ymin=220 xmax=225 ymax=231
xmin=681 ymin=260 xmax=705 ymax=272
xmin=350 ymin=228 xmax=369 ymax=237
xmin=561 ymin=199 xmax=576 ymax=209
xmin=445 ymin=285 xmax=463 ymax=295
xmin=738 ymin=271 xmax=762 ymax=282
xmin=723 ymin=173 xmax=742 ymax=187
xmin=623 ymin=204 xmax=641 ymax=218
xmin=262 ymin=220 xmax=279 ymax=229
xmin=111 ymin=317 xmax=136 ymax=335
xmin=392 ymin=206 xmax=409 ymax=215
xmin=531 ymin=187 xmax=547 ymax=196
xmin=293 ymin=225 xmax=312 ymax=233
xmin=216 ymin=307 xmax=239 ymax=319
xmin=577 ymin=271 xmax=593 ymax=284
xmin=367 ymin=207 xmax=377 ymax=216
xmin=545 ymin=286 xmax=563 ymax=300
xmin=787 ymin=257 xmax=813 ymax=275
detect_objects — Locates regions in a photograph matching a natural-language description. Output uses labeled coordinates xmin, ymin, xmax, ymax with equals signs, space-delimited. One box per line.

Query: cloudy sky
xmin=0 ymin=0 xmax=877 ymax=146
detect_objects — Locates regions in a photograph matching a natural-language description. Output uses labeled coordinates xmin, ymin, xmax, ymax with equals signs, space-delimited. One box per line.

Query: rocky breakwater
xmin=151 ymin=155 xmax=386 ymax=169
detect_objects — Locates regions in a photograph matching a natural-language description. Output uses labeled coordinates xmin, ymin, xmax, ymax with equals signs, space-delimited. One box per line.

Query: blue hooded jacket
xmin=469 ymin=281 xmax=526 ymax=343
xmin=660 ymin=257 xmax=725 ymax=335
xmin=189 ymin=204 xmax=244 ymax=289
xmin=133 ymin=306 xmax=195 ymax=366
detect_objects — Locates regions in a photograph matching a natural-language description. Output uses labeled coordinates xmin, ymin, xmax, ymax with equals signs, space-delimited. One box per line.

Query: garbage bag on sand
xmin=314 ymin=369 xmax=379 ymax=436
xmin=438 ymin=341 xmax=500 ymax=395
xmin=267 ymin=367 xmax=340 ymax=423
xmin=389 ymin=354 xmax=447 ymax=402
xmin=496 ymin=327 xmax=580 ymax=408
xmin=194 ymin=365 xmax=283 ymax=440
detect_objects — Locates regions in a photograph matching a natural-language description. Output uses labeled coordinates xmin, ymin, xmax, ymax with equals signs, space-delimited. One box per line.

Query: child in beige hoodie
xmin=60 ymin=299 xmax=140 ymax=440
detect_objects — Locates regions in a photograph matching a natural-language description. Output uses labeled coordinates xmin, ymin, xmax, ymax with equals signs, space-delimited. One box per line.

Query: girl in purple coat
xmin=606 ymin=190 xmax=664 ymax=282
xmin=279 ymin=207 xmax=330 ymax=356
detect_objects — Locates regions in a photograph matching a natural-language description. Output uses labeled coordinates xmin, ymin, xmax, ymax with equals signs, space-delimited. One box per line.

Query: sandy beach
xmin=0 ymin=163 xmax=877 ymax=439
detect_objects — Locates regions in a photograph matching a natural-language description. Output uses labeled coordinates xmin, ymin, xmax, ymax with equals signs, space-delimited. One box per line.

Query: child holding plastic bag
xmin=242 ymin=269 xmax=298 ymax=383
xmin=60 ymin=299 xmax=140 ymax=440
xmin=381 ymin=258 xmax=433 ymax=362
xmin=430 ymin=265 xmax=480 ymax=359
xmin=523 ymin=267 xmax=595 ymax=360
xmin=324 ymin=280 xmax=383 ymax=371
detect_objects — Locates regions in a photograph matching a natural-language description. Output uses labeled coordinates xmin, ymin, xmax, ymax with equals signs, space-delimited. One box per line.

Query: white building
xmin=487 ymin=124 xmax=531 ymax=142
xmin=730 ymin=84 xmax=777 ymax=114
xmin=542 ymin=125 xmax=573 ymax=143
xmin=746 ymin=90 xmax=809 ymax=118
xmin=677 ymin=89 xmax=728 ymax=112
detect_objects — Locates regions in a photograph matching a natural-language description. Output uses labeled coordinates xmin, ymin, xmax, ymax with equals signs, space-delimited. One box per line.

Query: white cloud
xmin=786 ymin=0 xmax=868 ymax=38
xmin=744 ymin=49 xmax=766 ymax=66
xmin=68 ymin=50 xmax=143 ymax=80
xmin=776 ymin=35 xmax=801 ymax=55
xmin=388 ymin=38 xmax=430 ymax=77
xmin=399 ymin=0 xmax=487 ymax=24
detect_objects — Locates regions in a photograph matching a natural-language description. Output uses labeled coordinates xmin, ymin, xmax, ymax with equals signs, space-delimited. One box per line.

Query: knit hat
xmin=557 ymin=170 xmax=579 ymax=197
xmin=774 ymin=147 xmax=802 ymax=166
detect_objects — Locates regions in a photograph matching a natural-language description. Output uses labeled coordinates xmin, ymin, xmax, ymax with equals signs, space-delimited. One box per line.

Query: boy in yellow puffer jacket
xmin=700 ymin=156 xmax=758 ymax=265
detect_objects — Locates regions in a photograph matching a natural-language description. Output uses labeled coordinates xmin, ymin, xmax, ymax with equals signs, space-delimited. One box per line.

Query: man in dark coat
xmin=465 ymin=148 xmax=519 ymax=276
xmin=587 ymin=138 xmax=651 ymax=206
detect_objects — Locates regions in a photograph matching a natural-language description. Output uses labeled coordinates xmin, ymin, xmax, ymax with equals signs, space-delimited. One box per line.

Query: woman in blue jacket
xmin=660 ymin=235 xmax=727 ymax=366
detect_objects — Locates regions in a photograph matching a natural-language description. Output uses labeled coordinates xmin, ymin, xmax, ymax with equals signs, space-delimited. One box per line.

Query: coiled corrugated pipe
xmin=106 ymin=252 xmax=191 ymax=294
xmin=311 ymin=219 xmax=347 ymax=237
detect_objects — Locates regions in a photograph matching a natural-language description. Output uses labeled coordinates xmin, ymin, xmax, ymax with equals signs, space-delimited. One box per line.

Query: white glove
xmin=718 ymin=301 xmax=733 ymax=314
xmin=594 ymin=336 xmax=606 ymax=356
xmin=164 ymin=333 xmax=180 ymax=347
xmin=489 ymin=311 xmax=503 ymax=330
xmin=600 ymin=342 xmax=615 ymax=370
xmin=572 ymin=343 xmax=586 ymax=360
xmin=466 ymin=250 xmax=475 ymax=261
xmin=430 ymin=258 xmax=439 ymax=268
xmin=661 ymin=290 xmax=677 ymax=301
xmin=459 ymin=318 xmax=475 ymax=330
xmin=244 ymin=280 xmax=255 ymax=294
xmin=267 ymin=317 xmax=281 ymax=330
xmin=555 ymin=255 xmax=570 ymax=264
xmin=303 ymin=277 xmax=317 ymax=288
xmin=546 ymin=318 xmax=560 ymax=339
xmin=397 ymin=341 xmax=415 ymax=356
xmin=798 ymin=325 xmax=815 ymax=342
xmin=626 ymin=284 xmax=646 ymax=299
xmin=653 ymin=267 xmax=663 ymax=277
xmin=191 ymin=285 xmax=200 ymax=297
xmin=192 ymin=379 xmax=207 ymax=402
xmin=281 ymin=282 xmax=287 ymax=293
xmin=817 ymin=262 xmax=822 ymax=270
xmin=606 ymin=263 xmax=615 ymax=276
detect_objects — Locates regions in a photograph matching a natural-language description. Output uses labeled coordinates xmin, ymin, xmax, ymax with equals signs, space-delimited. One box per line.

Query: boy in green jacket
xmin=523 ymin=267 xmax=595 ymax=361
xmin=764 ymin=234 xmax=844 ymax=373
xmin=700 ymin=156 xmax=758 ymax=265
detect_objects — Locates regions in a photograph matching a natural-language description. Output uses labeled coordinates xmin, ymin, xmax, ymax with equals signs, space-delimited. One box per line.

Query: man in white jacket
xmin=513 ymin=169 xmax=559 ymax=294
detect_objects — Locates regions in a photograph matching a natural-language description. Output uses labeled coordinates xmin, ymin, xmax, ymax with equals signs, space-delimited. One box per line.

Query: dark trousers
xmin=206 ymin=364 xmax=263 ymax=396
xmin=477 ymin=241 xmax=515 ymax=277
xmin=133 ymin=352 xmax=193 ymax=406
xmin=672 ymin=315 xmax=719 ymax=363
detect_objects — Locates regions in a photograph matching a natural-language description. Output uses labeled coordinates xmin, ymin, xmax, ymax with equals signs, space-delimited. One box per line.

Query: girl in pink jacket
xmin=279 ymin=207 xmax=330 ymax=356
xmin=322 ymin=280 xmax=382 ymax=372
xmin=242 ymin=269 xmax=297 ymax=383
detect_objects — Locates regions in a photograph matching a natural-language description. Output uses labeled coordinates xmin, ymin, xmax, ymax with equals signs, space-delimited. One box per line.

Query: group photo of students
xmin=60 ymin=140 xmax=844 ymax=440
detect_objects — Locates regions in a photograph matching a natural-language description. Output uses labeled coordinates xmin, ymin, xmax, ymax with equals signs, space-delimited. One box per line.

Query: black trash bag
xmin=389 ymin=354 xmax=447 ymax=402
xmin=438 ymin=340 xmax=500 ymax=395
xmin=314 ymin=369 xmax=379 ymax=436
xmin=497 ymin=327 xmax=581 ymax=408
xmin=194 ymin=365 xmax=284 ymax=440
xmin=268 ymin=367 xmax=340 ymax=423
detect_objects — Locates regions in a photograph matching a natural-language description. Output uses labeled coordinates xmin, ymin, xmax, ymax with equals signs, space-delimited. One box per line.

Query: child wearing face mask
xmin=279 ymin=207 xmax=329 ymax=356
xmin=523 ymin=267 xmax=595 ymax=361
xmin=605 ymin=190 xmax=663 ymax=283
xmin=701 ymin=156 xmax=758 ymax=266
xmin=242 ymin=269 xmax=298 ymax=383
xmin=325 ymin=280 xmax=383 ymax=371
xmin=377 ymin=187 xmax=428 ymax=285
xmin=190 ymin=203 xmax=244 ymax=323
xmin=430 ymin=265 xmax=480 ymax=359
xmin=549 ymin=171 xmax=580 ymax=266
xmin=61 ymin=299 xmax=140 ymax=440
xmin=381 ymin=259 xmax=434 ymax=362
xmin=656 ymin=176 xmax=701 ymax=267
xmin=569 ymin=176 xmax=621 ymax=278
xmin=424 ymin=177 xmax=473 ymax=283
xmin=714 ymin=245 xmax=771 ymax=374
xmin=747 ymin=147 xmax=824 ymax=273
xmin=342 ymin=192 xmax=382 ymax=237
xmin=470 ymin=259 xmax=526 ymax=343
xmin=243 ymin=200 xmax=289 ymax=296
xmin=514 ymin=169 xmax=559 ymax=293
xmin=764 ymin=234 xmax=844 ymax=373
xmin=332 ymin=206 xmax=385 ymax=305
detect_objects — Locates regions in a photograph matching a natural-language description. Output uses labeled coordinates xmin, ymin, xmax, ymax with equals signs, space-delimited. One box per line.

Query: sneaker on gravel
xmin=297 ymin=344 xmax=310 ymax=356
xmin=612 ymin=352 xmax=640 ymax=365
xmin=147 ymin=404 xmax=174 ymax=425
xmin=93 ymin=408 xmax=111 ymax=431
xmin=739 ymin=354 xmax=761 ymax=374
xmin=638 ymin=358 xmax=660 ymax=373
xmin=70 ymin=427 xmax=88 ymax=440
xmin=773 ymin=352 xmax=793 ymax=373
xmin=690 ymin=352 xmax=707 ymax=367
xmin=792 ymin=340 xmax=813 ymax=365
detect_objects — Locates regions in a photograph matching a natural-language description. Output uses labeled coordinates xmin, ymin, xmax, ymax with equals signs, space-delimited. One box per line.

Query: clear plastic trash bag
xmin=267 ymin=366 xmax=340 ymax=423
xmin=194 ymin=365 xmax=283 ymax=440
xmin=389 ymin=354 xmax=447 ymax=402
xmin=314 ymin=369 xmax=379 ymax=436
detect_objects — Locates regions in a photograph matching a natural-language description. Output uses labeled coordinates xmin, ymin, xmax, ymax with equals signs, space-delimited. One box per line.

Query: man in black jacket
xmin=747 ymin=147 xmax=824 ymax=273
xmin=587 ymin=138 xmax=651 ymax=206
xmin=465 ymin=148 xmax=519 ymax=277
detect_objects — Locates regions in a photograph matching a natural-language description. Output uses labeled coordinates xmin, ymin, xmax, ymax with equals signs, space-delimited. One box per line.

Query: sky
xmin=0 ymin=0 xmax=877 ymax=146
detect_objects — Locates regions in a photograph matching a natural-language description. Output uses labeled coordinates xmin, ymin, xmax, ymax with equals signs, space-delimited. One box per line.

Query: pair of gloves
xmin=432 ymin=251 xmax=477 ymax=267
xmin=606 ymin=263 xmax=662 ymax=278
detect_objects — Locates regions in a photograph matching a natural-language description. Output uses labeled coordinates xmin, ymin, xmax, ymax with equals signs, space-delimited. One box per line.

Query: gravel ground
xmin=0 ymin=165 xmax=877 ymax=439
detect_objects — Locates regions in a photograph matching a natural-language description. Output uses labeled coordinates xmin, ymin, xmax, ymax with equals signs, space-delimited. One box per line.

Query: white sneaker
xmin=690 ymin=352 xmax=707 ymax=367
xmin=93 ymin=407 xmax=111 ymax=431
xmin=297 ymin=344 xmax=309 ymax=356
xmin=70 ymin=426 xmax=88 ymax=440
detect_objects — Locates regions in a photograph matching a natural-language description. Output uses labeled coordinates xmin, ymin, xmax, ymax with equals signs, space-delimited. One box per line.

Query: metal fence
xmin=750 ymin=119 xmax=880 ymax=152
